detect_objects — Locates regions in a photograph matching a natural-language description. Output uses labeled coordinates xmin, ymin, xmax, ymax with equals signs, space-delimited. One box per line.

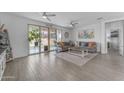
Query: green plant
xmin=28 ymin=29 xmax=40 ymax=42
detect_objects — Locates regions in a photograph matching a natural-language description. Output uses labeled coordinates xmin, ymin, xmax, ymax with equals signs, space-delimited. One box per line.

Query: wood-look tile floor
xmin=2 ymin=52 xmax=124 ymax=81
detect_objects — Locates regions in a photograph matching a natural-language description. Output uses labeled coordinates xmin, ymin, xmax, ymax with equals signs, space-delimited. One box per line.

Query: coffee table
xmin=68 ymin=47 xmax=88 ymax=58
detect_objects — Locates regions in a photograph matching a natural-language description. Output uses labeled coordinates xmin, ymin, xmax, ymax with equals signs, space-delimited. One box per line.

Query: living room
xmin=1 ymin=0 xmax=124 ymax=92
xmin=0 ymin=12 xmax=124 ymax=81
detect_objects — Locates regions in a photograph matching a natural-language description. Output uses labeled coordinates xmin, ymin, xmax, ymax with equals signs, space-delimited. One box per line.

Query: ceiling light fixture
xmin=41 ymin=12 xmax=56 ymax=21
xmin=42 ymin=15 xmax=47 ymax=19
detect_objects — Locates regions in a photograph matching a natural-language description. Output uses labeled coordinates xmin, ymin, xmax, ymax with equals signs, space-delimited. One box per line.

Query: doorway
xmin=105 ymin=22 xmax=121 ymax=56
xmin=107 ymin=30 xmax=119 ymax=55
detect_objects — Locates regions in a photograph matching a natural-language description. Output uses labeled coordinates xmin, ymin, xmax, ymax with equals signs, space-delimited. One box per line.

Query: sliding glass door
xmin=28 ymin=24 xmax=62 ymax=55
xmin=50 ymin=28 xmax=57 ymax=51
xmin=57 ymin=29 xmax=62 ymax=42
xmin=40 ymin=27 xmax=49 ymax=52
xmin=28 ymin=25 xmax=40 ymax=54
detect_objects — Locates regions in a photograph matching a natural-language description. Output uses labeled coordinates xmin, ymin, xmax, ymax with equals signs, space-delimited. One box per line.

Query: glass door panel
xmin=50 ymin=29 xmax=57 ymax=51
xmin=57 ymin=29 xmax=62 ymax=42
xmin=28 ymin=25 xmax=40 ymax=54
xmin=40 ymin=27 xmax=49 ymax=52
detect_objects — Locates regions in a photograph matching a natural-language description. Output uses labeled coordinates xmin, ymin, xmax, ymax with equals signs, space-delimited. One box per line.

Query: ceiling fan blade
xmin=46 ymin=17 xmax=51 ymax=21
xmin=46 ymin=14 xmax=56 ymax=17
xmin=43 ymin=12 xmax=46 ymax=16
xmin=74 ymin=23 xmax=78 ymax=25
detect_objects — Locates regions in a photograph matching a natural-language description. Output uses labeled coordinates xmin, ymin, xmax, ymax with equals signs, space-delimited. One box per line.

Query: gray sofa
xmin=79 ymin=42 xmax=97 ymax=53
xmin=56 ymin=41 xmax=97 ymax=53
xmin=56 ymin=41 xmax=75 ymax=52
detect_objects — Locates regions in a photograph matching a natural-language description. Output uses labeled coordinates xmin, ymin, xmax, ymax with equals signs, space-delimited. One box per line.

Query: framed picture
xmin=78 ymin=29 xmax=95 ymax=39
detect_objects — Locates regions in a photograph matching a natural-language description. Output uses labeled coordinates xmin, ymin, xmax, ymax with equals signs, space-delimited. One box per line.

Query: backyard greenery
xmin=28 ymin=29 xmax=40 ymax=46
xmin=28 ymin=29 xmax=40 ymax=42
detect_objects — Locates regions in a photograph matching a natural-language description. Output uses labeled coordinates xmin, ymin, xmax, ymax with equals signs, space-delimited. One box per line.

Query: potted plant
xmin=28 ymin=29 xmax=40 ymax=46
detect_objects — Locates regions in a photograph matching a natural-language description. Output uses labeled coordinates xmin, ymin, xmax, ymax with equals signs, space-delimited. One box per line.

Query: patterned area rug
xmin=56 ymin=52 xmax=98 ymax=66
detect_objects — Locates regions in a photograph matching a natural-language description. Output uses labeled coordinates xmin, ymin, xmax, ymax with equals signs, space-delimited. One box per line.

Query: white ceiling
xmin=10 ymin=12 xmax=124 ymax=28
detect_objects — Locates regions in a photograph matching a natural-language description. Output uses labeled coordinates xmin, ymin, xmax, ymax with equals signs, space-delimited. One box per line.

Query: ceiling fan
xmin=41 ymin=12 xmax=56 ymax=22
xmin=69 ymin=20 xmax=79 ymax=28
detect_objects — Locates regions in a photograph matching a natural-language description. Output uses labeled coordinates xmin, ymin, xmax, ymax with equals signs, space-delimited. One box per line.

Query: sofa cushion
xmin=59 ymin=42 xmax=64 ymax=48
xmin=88 ymin=42 xmax=96 ymax=48
xmin=83 ymin=42 xmax=88 ymax=47
xmin=79 ymin=42 xmax=88 ymax=47
xmin=64 ymin=42 xmax=70 ymax=46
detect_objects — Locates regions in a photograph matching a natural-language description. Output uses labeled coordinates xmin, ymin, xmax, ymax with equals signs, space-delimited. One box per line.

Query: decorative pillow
xmin=81 ymin=42 xmax=86 ymax=47
xmin=88 ymin=42 xmax=96 ymax=48
xmin=60 ymin=42 xmax=64 ymax=47
xmin=64 ymin=42 xmax=69 ymax=46
xmin=84 ymin=42 xmax=88 ymax=47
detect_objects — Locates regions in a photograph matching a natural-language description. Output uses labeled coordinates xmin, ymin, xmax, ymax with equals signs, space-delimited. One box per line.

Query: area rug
xmin=56 ymin=52 xmax=98 ymax=66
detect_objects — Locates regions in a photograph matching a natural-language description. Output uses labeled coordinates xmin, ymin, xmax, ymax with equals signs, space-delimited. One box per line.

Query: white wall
xmin=0 ymin=13 xmax=71 ymax=58
xmin=73 ymin=23 xmax=101 ymax=52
